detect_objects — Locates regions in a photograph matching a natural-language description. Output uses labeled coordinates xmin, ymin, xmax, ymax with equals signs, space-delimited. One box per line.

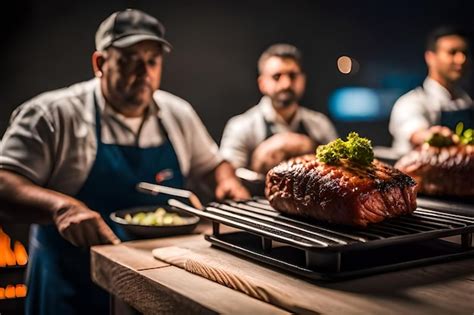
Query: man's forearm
xmin=212 ymin=161 xmax=250 ymax=200
xmin=0 ymin=170 xmax=80 ymax=224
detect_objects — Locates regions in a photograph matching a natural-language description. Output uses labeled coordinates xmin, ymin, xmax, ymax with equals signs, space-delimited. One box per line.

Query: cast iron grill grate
xmin=169 ymin=198 xmax=474 ymax=280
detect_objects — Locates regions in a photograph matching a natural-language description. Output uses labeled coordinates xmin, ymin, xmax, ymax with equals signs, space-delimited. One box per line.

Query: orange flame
xmin=5 ymin=285 xmax=15 ymax=299
xmin=0 ymin=227 xmax=29 ymax=299
xmin=0 ymin=227 xmax=28 ymax=267
xmin=0 ymin=284 xmax=27 ymax=299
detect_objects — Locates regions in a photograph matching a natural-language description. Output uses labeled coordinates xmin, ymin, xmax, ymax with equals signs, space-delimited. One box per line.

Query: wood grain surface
xmin=92 ymin=225 xmax=288 ymax=314
xmin=92 ymin=225 xmax=474 ymax=315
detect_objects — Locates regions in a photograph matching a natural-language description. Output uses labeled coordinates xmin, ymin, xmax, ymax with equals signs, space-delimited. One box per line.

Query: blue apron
xmin=25 ymin=100 xmax=184 ymax=315
xmin=439 ymin=107 xmax=474 ymax=130
xmin=419 ymin=84 xmax=474 ymax=130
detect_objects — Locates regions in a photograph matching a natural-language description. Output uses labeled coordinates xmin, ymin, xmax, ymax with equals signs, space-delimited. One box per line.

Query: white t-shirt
xmin=0 ymin=78 xmax=222 ymax=195
xmin=389 ymin=77 xmax=472 ymax=154
xmin=220 ymin=96 xmax=338 ymax=169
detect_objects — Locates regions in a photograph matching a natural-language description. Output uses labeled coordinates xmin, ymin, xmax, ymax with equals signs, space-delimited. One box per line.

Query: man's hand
xmin=0 ymin=170 xmax=121 ymax=247
xmin=410 ymin=126 xmax=454 ymax=147
xmin=215 ymin=177 xmax=251 ymax=200
xmin=213 ymin=161 xmax=251 ymax=200
xmin=251 ymin=132 xmax=316 ymax=174
xmin=54 ymin=202 xmax=121 ymax=247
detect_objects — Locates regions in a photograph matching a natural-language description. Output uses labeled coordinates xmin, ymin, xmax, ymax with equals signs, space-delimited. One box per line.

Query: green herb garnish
xmin=455 ymin=122 xmax=464 ymax=137
xmin=315 ymin=138 xmax=348 ymax=164
xmin=316 ymin=132 xmax=374 ymax=166
xmin=455 ymin=122 xmax=474 ymax=145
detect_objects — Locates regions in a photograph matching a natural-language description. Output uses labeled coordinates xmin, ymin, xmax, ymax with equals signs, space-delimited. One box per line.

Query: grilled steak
xmin=395 ymin=144 xmax=474 ymax=197
xmin=265 ymin=155 xmax=417 ymax=227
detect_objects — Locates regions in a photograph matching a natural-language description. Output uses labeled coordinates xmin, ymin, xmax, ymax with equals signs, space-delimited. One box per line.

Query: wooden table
xmin=91 ymin=222 xmax=474 ymax=314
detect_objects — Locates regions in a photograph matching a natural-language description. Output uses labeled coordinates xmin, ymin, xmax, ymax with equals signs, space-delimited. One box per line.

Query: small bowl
xmin=110 ymin=205 xmax=200 ymax=239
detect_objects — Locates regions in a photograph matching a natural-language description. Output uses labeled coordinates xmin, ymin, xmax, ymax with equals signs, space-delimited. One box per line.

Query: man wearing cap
xmin=0 ymin=9 xmax=249 ymax=314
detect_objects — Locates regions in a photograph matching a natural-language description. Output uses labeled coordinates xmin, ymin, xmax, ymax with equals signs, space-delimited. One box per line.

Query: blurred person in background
xmin=0 ymin=9 xmax=248 ymax=315
xmin=389 ymin=26 xmax=473 ymax=154
xmin=220 ymin=43 xmax=337 ymax=176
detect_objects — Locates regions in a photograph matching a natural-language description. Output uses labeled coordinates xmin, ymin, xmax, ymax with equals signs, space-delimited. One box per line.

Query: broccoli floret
xmin=316 ymin=132 xmax=373 ymax=166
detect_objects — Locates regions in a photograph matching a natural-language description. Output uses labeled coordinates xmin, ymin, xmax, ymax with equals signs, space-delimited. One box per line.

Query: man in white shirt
xmin=389 ymin=26 xmax=473 ymax=154
xmin=220 ymin=44 xmax=337 ymax=175
xmin=0 ymin=9 xmax=248 ymax=315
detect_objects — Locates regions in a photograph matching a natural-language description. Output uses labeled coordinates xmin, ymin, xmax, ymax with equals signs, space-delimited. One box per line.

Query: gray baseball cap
xmin=95 ymin=9 xmax=172 ymax=52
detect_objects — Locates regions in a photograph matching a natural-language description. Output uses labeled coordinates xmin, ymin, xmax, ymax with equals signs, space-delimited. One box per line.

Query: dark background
xmin=1 ymin=0 xmax=474 ymax=146
xmin=1 ymin=2 xmax=473 ymax=312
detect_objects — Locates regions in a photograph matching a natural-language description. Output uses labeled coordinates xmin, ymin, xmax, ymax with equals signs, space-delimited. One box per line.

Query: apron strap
xmin=263 ymin=116 xmax=311 ymax=140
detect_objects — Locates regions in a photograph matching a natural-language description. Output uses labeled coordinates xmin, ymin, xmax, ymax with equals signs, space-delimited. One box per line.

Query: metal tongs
xmin=235 ymin=168 xmax=265 ymax=182
xmin=136 ymin=182 xmax=204 ymax=210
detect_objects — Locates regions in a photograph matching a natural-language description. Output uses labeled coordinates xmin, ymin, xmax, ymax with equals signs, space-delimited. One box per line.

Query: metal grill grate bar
xmin=207 ymin=206 xmax=332 ymax=247
xmin=213 ymin=202 xmax=279 ymax=217
xmin=169 ymin=199 xmax=316 ymax=247
xmin=410 ymin=213 xmax=469 ymax=227
xmin=394 ymin=216 xmax=457 ymax=229
xmin=371 ymin=221 xmax=428 ymax=234
xmin=215 ymin=204 xmax=350 ymax=245
xmin=416 ymin=208 xmax=474 ymax=224
xmin=221 ymin=202 xmax=368 ymax=243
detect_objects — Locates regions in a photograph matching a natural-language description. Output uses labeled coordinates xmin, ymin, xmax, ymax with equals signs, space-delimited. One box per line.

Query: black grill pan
xmin=169 ymin=198 xmax=474 ymax=280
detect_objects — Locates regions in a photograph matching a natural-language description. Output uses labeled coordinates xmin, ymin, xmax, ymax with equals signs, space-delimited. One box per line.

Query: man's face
xmin=258 ymin=56 xmax=306 ymax=109
xmin=101 ymin=40 xmax=163 ymax=111
xmin=427 ymin=35 xmax=470 ymax=84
